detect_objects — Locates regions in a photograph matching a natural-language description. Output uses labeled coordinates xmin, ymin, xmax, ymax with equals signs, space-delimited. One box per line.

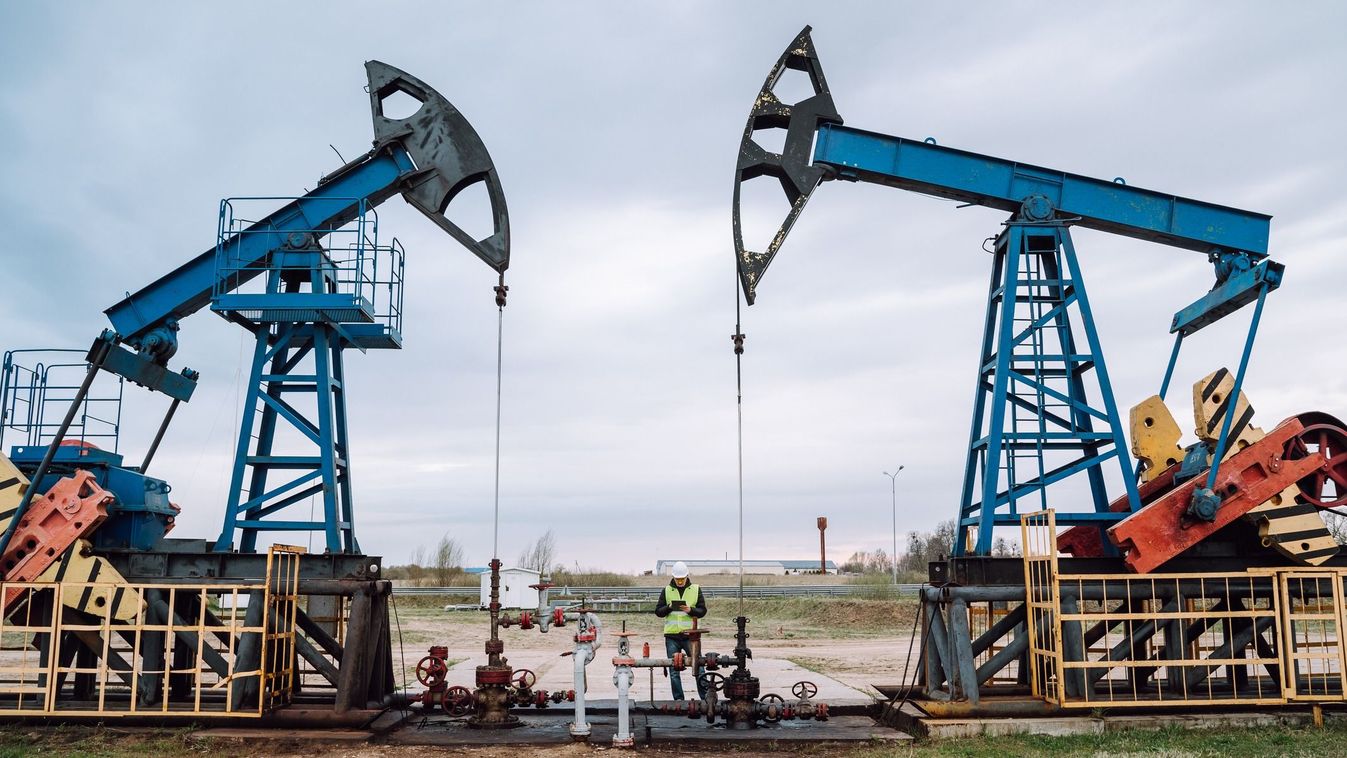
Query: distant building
xmin=479 ymin=566 xmax=542 ymax=609
xmin=653 ymin=559 xmax=838 ymax=576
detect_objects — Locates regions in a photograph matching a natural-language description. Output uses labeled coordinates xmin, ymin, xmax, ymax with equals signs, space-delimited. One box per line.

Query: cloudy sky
xmin=2 ymin=3 xmax=1345 ymax=573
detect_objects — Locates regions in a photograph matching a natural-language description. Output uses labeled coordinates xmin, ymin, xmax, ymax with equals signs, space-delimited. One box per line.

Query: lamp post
xmin=883 ymin=466 xmax=904 ymax=583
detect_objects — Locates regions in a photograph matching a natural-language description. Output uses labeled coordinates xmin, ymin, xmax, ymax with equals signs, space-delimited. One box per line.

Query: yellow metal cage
xmin=0 ymin=545 xmax=303 ymax=717
xmin=1021 ymin=510 xmax=1347 ymax=708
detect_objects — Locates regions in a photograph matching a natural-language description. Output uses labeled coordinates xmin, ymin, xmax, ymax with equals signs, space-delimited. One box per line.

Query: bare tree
xmin=992 ymin=537 xmax=1022 ymax=557
xmin=841 ymin=551 xmax=870 ymax=574
xmin=1325 ymin=512 xmax=1347 ymax=546
xmin=517 ymin=529 xmax=557 ymax=573
xmin=433 ymin=534 xmax=465 ymax=585
xmin=408 ymin=544 xmax=428 ymax=585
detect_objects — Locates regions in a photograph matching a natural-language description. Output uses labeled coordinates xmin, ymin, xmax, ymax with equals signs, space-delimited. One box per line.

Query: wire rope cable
xmin=734 ymin=276 xmax=746 ymax=615
xmin=493 ymin=283 xmax=505 ymax=562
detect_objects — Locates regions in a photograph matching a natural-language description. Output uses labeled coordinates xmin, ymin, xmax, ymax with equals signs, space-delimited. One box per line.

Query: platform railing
xmin=214 ymin=197 xmax=405 ymax=337
xmin=0 ymin=350 xmax=123 ymax=453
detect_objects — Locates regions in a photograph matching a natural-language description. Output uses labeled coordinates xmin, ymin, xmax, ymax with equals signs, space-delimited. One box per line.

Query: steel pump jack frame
xmin=0 ymin=61 xmax=510 ymax=558
xmin=732 ymin=27 xmax=1281 ymax=556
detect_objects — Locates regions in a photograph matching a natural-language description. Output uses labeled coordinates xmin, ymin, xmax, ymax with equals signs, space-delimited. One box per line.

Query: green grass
xmin=0 ymin=726 xmax=208 ymax=758
xmin=550 ymin=570 xmax=634 ymax=586
xmin=2 ymin=720 xmax=1347 ymax=757
xmin=840 ymin=721 xmax=1347 ymax=757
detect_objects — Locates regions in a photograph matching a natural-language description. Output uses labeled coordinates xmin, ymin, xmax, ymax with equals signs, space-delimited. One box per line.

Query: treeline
xmin=384 ymin=529 xmax=569 ymax=586
xmin=840 ymin=520 xmax=1019 ymax=579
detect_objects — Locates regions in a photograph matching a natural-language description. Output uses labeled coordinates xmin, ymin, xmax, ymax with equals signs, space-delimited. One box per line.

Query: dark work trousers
xmin=665 ymin=634 xmax=707 ymax=700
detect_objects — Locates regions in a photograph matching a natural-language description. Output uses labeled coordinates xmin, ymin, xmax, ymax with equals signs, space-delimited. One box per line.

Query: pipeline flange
xmin=474 ymin=664 xmax=514 ymax=686
xmin=725 ymin=679 xmax=761 ymax=701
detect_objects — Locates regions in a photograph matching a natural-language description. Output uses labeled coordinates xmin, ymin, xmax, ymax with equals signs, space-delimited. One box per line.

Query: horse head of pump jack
xmin=366 ymin=60 xmax=511 ymax=273
xmin=731 ymin=26 xmax=842 ymax=305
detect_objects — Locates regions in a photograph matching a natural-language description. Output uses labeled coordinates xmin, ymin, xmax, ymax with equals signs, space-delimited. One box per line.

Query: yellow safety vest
xmin=663 ymin=583 xmax=700 ymax=635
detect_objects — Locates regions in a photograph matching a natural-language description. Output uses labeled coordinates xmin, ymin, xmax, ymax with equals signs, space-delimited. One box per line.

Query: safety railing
xmin=261 ymin=545 xmax=303 ymax=712
xmin=0 ymin=350 xmax=123 ymax=453
xmin=0 ymin=545 xmax=302 ymax=717
xmin=1021 ymin=510 xmax=1347 ymax=708
xmin=214 ymin=197 xmax=405 ymax=339
xmin=1021 ymin=510 xmax=1062 ymax=702
xmin=1277 ymin=571 xmax=1345 ymax=699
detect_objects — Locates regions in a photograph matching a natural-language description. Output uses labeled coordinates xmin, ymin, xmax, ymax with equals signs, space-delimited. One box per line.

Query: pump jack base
xmin=882 ymin=694 xmax=1343 ymax=740
xmin=466 ymin=717 xmax=522 ymax=730
xmin=390 ymin=705 xmax=899 ymax=746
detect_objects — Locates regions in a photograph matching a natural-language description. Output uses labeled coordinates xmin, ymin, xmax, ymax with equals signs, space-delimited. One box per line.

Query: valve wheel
xmin=513 ymin=668 xmax=537 ymax=689
xmin=443 ymin=685 xmax=473 ymax=716
xmin=415 ymin=655 xmax=447 ymax=686
xmin=1286 ymin=419 xmax=1347 ymax=507
xmin=697 ymin=671 xmax=727 ymax=693
xmin=791 ymin=680 xmax=818 ymax=699
xmin=760 ymin=692 xmax=785 ymax=723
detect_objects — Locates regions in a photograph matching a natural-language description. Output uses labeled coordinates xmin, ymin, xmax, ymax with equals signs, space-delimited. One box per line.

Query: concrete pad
xmin=918 ymin=709 xmax=1322 ymax=740
xmin=388 ymin=710 xmax=906 ymax=746
xmin=645 ymin=713 xmax=908 ymax=743
xmin=189 ymin=728 xmax=371 ymax=742
xmin=389 ymin=712 xmax=641 ymax=746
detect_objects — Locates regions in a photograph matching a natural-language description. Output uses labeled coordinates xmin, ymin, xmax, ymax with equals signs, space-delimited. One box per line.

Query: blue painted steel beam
xmin=964 ymin=512 xmax=1128 ymax=526
xmin=1170 ymin=260 xmax=1283 ymax=336
xmin=812 ymin=123 xmax=1271 ymax=257
xmin=103 ymin=148 xmax=416 ymax=345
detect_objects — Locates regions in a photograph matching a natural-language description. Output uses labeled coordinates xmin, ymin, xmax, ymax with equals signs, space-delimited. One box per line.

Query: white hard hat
xmin=671 ymin=561 xmax=689 ymax=579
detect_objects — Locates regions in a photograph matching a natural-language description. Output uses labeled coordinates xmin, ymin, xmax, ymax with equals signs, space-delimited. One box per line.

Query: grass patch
xmin=835 ymin=720 xmax=1347 ymax=757
xmin=550 ymin=570 xmax=634 ymax=586
xmin=0 ymin=725 xmax=209 ymax=758
xmin=730 ymin=597 xmax=916 ymax=637
xmin=3 ymin=718 xmax=1345 ymax=757
xmin=786 ymin=655 xmax=830 ymax=675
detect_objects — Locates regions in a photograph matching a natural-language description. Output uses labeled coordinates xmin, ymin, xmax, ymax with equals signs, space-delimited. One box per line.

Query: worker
xmin=654 ymin=560 xmax=708 ymax=700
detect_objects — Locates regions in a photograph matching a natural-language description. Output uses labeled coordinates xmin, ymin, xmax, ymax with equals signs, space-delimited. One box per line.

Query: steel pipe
xmin=613 ymin=665 xmax=634 ymax=747
xmin=570 ymin=639 xmax=591 ymax=740
xmin=923 ymin=586 xmax=1026 ymax=603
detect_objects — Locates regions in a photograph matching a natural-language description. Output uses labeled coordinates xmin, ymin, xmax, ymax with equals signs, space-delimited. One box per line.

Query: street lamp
xmin=883 ymin=466 xmax=905 ymax=584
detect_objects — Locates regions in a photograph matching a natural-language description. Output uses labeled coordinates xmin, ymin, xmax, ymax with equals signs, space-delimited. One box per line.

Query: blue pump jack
xmin=731 ymin=28 xmax=1281 ymax=556
xmin=0 ymin=62 xmax=511 ymax=557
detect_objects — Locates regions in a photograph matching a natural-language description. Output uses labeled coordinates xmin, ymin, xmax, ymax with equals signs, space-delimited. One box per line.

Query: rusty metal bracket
xmin=1 ymin=470 xmax=113 ymax=612
xmin=1109 ymin=417 xmax=1324 ymax=573
xmin=732 ymin=26 xmax=842 ymax=304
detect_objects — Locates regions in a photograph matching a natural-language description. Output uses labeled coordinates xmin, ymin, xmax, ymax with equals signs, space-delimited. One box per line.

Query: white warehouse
xmin=653 ymin=559 xmax=838 ymax=576
xmin=479 ymin=566 xmax=542 ymax=609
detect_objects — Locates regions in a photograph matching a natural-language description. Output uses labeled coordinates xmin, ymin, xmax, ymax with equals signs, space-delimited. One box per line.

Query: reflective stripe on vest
xmin=663 ymin=583 xmax=700 ymax=635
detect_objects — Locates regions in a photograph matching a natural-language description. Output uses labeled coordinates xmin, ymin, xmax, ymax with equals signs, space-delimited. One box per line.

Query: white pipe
xmin=569 ymin=641 xmax=591 ymax=739
xmin=612 ymin=666 xmax=634 ymax=747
